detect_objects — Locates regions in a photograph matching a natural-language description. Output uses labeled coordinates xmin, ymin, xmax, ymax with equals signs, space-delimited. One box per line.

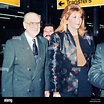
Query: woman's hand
xmin=53 ymin=92 xmax=61 ymax=97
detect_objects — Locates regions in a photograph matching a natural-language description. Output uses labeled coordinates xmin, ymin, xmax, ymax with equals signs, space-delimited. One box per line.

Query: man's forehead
xmin=44 ymin=26 xmax=54 ymax=30
xmin=25 ymin=13 xmax=41 ymax=22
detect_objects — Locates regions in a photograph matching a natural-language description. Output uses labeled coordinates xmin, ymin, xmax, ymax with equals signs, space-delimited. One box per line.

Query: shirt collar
xmin=24 ymin=31 xmax=38 ymax=49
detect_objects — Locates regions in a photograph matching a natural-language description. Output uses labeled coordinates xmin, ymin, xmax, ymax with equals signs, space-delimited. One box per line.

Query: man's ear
xmin=23 ymin=22 xmax=26 ymax=29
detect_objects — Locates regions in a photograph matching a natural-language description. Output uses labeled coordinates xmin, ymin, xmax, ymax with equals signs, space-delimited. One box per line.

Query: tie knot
xmin=33 ymin=39 xmax=36 ymax=43
xmin=33 ymin=39 xmax=36 ymax=46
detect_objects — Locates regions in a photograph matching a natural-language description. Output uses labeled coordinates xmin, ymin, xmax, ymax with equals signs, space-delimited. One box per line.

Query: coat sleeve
xmin=2 ymin=40 xmax=15 ymax=97
xmin=48 ymin=33 xmax=61 ymax=92
xmin=88 ymin=44 xmax=104 ymax=89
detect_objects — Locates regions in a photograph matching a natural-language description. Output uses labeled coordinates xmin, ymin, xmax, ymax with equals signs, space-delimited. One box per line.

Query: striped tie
xmin=33 ymin=39 xmax=38 ymax=62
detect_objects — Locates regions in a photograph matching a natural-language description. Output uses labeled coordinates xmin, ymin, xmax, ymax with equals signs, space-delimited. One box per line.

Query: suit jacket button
xmin=29 ymin=69 xmax=31 ymax=71
xmin=27 ymin=89 xmax=31 ymax=92
xmin=27 ymin=68 xmax=31 ymax=71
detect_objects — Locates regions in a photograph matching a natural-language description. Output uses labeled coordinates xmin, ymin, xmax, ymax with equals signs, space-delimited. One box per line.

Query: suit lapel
xmin=21 ymin=34 xmax=45 ymax=80
xmin=79 ymin=35 xmax=91 ymax=55
xmin=37 ymin=36 xmax=43 ymax=59
xmin=21 ymin=33 xmax=36 ymax=67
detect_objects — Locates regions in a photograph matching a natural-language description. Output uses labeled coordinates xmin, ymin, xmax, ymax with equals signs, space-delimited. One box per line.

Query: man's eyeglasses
xmin=25 ymin=21 xmax=42 ymax=27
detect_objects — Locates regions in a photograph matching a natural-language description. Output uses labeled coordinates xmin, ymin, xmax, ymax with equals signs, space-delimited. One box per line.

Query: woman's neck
xmin=69 ymin=29 xmax=78 ymax=36
xmin=68 ymin=27 xmax=78 ymax=36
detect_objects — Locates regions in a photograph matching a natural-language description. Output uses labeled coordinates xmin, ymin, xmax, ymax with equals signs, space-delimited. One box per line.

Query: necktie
xmin=33 ymin=39 xmax=38 ymax=62
xmin=74 ymin=35 xmax=86 ymax=66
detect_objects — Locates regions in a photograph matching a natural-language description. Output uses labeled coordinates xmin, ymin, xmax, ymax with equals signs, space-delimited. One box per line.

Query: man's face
xmin=23 ymin=13 xmax=41 ymax=38
xmin=43 ymin=26 xmax=54 ymax=41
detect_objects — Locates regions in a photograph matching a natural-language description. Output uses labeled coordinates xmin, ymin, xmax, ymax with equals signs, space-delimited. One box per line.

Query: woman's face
xmin=67 ymin=11 xmax=83 ymax=30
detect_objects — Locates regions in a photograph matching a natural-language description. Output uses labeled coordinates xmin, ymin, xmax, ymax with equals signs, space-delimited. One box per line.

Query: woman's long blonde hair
xmin=55 ymin=3 xmax=87 ymax=36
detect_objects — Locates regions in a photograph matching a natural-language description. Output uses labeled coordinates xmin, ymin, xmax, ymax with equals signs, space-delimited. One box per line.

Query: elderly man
xmin=1 ymin=12 xmax=50 ymax=97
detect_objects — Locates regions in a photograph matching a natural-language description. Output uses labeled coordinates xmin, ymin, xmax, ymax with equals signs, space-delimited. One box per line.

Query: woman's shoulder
xmin=51 ymin=32 xmax=63 ymax=38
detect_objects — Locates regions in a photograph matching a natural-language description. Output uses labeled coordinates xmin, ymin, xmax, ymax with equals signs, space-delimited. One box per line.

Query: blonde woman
xmin=49 ymin=3 xmax=95 ymax=97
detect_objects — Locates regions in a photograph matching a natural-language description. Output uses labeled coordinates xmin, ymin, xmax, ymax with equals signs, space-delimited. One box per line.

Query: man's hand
xmin=44 ymin=91 xmax=50 ymax=97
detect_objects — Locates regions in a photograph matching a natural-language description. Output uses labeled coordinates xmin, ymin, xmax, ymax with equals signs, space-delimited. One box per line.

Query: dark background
xmin=0 ymin=0 xmax=104 ymax=45
xmin=0 ymin=0 xmax=104 ymax=97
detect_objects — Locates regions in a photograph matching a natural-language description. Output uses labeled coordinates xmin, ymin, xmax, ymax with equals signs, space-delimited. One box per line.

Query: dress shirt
xmin=25 ymin=31 xmax=38 ymax=51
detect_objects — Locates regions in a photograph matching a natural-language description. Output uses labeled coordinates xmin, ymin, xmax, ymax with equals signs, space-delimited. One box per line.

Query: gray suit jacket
xmin=88 ymin=43 xmax=104 ymax=97
xmin=2 ymin=33 xmax=50 ymax=97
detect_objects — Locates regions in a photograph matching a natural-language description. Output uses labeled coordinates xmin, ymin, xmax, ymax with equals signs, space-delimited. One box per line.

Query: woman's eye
xmin=73 ymin=16 xmax=76 ymax=18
